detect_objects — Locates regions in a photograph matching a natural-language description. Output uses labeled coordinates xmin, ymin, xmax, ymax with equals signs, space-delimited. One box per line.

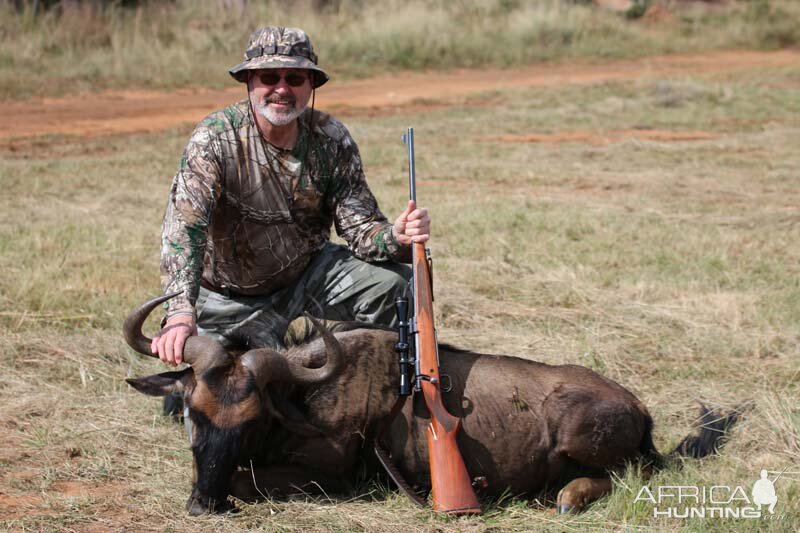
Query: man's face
xmin=248 ymin=68 xmax=313 ymax=127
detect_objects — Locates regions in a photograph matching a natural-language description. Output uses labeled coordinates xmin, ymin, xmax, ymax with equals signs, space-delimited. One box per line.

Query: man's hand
xmin=393 ymin=200 xmax=430 ymax=245
xmin=151 ymin=314 xmax=197 ymax=366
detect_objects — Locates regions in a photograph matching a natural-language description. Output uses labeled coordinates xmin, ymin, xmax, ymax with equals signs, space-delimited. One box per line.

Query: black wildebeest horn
xmin=122 ymin=292 xmax=229 ymax=368
xmin=242 ymin=313 xmax=344 ymax=387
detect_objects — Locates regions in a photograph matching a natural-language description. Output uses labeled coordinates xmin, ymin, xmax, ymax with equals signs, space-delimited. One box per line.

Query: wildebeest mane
xmin=283 ymin=318 xmax=384 ymax=347
xmin=284 ymin=318 xmax=471 ymax=355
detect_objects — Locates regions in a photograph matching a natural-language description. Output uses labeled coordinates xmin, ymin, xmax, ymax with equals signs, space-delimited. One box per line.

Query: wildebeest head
xmin=123 ymin=293 xmax=343 ymax=515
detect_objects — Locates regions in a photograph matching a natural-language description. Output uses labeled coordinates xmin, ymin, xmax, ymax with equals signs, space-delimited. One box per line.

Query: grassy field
xmin=2 ymin=0 xmax=800 ymax=99
xmin=1 ymin=54 xmax=798 ymax=529
xmin=2 ymin=0 xmax=800 ymax=530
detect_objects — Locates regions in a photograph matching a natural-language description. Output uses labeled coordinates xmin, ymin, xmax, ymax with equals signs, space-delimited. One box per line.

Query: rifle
xmin=399 ymin=127 xmax=481 ymax=515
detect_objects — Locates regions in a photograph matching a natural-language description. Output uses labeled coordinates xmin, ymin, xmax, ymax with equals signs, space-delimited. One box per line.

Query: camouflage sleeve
xmin=328 ymin=131 xmax=411 ymax=263
xmin=160 ymin=125 xmax=222 ymax=317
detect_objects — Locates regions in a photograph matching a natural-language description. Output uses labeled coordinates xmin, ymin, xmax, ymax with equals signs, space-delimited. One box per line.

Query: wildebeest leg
xmin=556 ymin=476 xmax=613 ymax=513
xmin=230 ymin=466 xmax=352 ymax=502
xmin=545 ymin=389 xmax=649 ymax=513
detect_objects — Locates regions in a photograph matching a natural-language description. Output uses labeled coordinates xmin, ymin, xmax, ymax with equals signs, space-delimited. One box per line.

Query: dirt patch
xmin=50 ymin=480 xmax=126 ymax=498
xmin=492 ymin=129 xmax=718 ymax=146
xmin=0 ymin=492 xmax=43 ymax=509
xmin=3 ymin=135 xmax=122 ymax=160
xmin=1 ymin=480 xmax=130 ymax=521
xmin=1 ymin=50 xmax=797 ymax=143
xmin=325 ymin=99 xmax=456 ymax=119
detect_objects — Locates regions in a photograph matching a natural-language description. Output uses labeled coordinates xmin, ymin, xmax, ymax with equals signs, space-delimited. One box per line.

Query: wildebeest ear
xmin=126 ymin=368 xmax=193 ymax=397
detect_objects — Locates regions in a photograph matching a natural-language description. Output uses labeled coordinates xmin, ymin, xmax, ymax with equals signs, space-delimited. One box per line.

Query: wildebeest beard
xmin=186 ymin=365 xmax=265 ymax=513
xmin=189 ymin=410 xmax=246 ymax=510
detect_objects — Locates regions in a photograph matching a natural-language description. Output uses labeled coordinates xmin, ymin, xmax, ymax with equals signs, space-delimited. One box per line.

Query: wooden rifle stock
xmin=412 ymin=242 xmax=481 ymax=514
xmin=405 ymin=127 xmax=481 ymax=515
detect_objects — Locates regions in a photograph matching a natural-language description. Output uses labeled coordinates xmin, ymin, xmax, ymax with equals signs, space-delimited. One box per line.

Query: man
xmin=152 ymin=26 xmax=430 ymax=366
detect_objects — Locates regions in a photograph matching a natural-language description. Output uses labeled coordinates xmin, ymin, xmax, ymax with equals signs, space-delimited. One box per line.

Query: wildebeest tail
xmin=669 ymin=402 xmax=746 ymax=459
xmin=639 ymin=402 xmax=746 ymax=469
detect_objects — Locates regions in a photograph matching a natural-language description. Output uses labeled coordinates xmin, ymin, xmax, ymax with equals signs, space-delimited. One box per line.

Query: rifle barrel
xmin=403 ymin=127 xmax=416 ymax=202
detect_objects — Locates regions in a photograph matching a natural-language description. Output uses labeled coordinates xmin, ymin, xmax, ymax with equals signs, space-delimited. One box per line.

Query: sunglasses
xmin=254 ymin=71 xmax=310 ymax=87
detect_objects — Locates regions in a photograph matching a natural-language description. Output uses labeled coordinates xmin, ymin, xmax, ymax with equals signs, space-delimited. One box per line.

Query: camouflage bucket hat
xmin=229 ymin=26 xmax=329 ymax=88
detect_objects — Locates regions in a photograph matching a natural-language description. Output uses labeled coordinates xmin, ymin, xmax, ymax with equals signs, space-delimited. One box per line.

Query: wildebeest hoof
xmin=185 ymin=495 xmax=238 ymax=516
xmin=557 ymin=503 xmax=576 ymax=514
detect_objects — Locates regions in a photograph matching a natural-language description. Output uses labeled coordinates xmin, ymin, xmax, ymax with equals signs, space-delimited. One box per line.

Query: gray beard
xmin=256 ymin=100 xmax=305 ymax=126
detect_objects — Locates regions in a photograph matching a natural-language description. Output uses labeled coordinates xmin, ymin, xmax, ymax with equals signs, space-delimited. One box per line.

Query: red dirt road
xmin=4 ymin=50 xmax=798 ymax=142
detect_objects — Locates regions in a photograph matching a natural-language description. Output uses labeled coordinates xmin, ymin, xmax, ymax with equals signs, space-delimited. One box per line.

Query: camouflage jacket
xmin=161 ymin=100 xmax=408 ymax=317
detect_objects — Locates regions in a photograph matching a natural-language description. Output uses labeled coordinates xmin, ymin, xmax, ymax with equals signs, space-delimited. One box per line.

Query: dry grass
xmin=2 ymin=0 xmax=800 ymax=99
xmin=1 ymin=52 xmax=799 ymax=531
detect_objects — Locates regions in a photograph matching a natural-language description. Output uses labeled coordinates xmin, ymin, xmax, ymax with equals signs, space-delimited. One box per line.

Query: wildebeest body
xmin=265 ymin=330 xmax=650 ymax=497
xmin=124 ymin=295 xmax=736 ymax=515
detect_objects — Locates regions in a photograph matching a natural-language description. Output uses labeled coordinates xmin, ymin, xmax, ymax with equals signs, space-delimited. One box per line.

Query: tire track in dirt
xmin=3 ymin=49 xmax=798 ymax=142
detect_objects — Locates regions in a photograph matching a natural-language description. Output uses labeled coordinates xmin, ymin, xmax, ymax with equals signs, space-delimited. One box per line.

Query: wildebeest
xmin=124 ymin=293 xmax=739 ymax=516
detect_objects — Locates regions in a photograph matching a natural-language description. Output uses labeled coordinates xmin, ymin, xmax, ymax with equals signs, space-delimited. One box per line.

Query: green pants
xmin=195 ymin=243 xmax=410 ymax=349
